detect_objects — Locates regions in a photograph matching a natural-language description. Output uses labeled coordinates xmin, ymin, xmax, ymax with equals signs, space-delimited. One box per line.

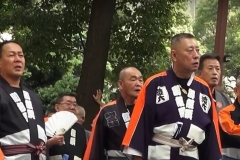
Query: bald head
xmin=119 ymin=67 xmax=142 ymax=81
xmin=170 ymin=33 xmax=195 ymax=49
xmin=76 ymin=106 xmax=85 ymax=125
xmin=118 ymin=67 xmax=143 ymax=103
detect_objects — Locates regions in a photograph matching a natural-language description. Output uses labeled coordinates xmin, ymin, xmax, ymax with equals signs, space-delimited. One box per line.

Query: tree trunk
xmin=76 ymin=0 xmax=116 ymax=130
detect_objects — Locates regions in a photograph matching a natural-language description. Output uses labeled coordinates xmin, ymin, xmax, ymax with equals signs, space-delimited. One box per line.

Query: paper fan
xmin=45 ymin=111 xmax=78 ymax=137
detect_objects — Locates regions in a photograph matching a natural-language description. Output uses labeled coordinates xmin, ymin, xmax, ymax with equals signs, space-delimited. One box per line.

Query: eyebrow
xmin=8 ymin=51 xmax=23 ymax=53
xmin=206 ymin=64 xmax=220 ymax=66
xmin=65 ymin=100 xmax=77 ymax=103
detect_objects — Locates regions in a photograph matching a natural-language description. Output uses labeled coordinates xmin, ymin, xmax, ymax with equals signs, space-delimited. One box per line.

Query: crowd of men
xmin=0 ymin=33 xmax=239 ymax=160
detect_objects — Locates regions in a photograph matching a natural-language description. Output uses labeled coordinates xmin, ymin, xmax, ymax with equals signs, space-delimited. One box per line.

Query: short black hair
xmin=51 ymin=92 xmax=76 ymax=106
xmin=45 ymin=107 xmax=56 ymax=116
xmin=199 ymin=53 xmax=220 ymax=70
xmin=171 ymin=33 xmax=195 ymax=47
xmin=0 ymin=40 xmax=23 ymax=57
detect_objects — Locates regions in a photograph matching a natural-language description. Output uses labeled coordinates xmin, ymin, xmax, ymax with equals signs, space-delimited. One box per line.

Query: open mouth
xmin=211 ymin=77 xmax=218 ymax=81
xmin=134 ymin=89 xmax=141 ymax=92
xmin=14 ymin=65 xmax=22 ymax=70
xmin=193 ymin=62 xmax=199 ymax=66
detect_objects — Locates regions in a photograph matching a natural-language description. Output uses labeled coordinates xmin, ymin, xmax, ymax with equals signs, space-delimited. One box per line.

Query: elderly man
xmin=122 ymin=33 xmax=221 ymax=160
xmin=84 ymin=67 xmax=143 ymax=160
xmin=75 ymin=106 xmax=91 ymax=141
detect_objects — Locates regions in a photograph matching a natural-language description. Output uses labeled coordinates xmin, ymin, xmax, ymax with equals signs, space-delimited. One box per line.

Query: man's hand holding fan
xmin=45 ymin=111 xmax=78 ymax=145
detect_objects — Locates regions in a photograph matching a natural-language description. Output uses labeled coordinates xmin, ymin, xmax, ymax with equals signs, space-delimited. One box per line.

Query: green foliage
xmin=193 ymin=0 xmax=240 ymax=77
xmin=0 ymin=0 xmax=89 ymax=89
xmin=38 ymin=73 xmax=79 ymax=108
xmin=109 ymin=0 xmax=189 ymax=82
xmin=0 ymin=0 xmax=191 ymax=106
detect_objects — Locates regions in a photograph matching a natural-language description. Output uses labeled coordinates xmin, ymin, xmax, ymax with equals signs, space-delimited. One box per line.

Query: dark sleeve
xmin=122 ymin=79 xmax=156 ymax=158
xmin=198 ymin=99 xmax=222 ymax=160
xmin=83 ymin=109 xmax=106 ymax=160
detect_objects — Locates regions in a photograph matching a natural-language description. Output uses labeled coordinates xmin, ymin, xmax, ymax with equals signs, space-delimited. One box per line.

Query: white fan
xmin=45 ymin=111 xmax=78 ymax=137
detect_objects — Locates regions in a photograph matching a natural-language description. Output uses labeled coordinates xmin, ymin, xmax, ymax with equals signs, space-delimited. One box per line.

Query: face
xmin=55 ymin=96 xmax=77 ymax=114
xmin=199 ymin=59 xmax=220 ymax=88
xmin=118 ymin=68 xmax=143 ymax=99
xmin=171 ymin=38 xmax=200 ymax=72
xmin=76 ymin=108 xmax=85 ymax=125
xmin=0 ymin=43 xmax=25 ymax=78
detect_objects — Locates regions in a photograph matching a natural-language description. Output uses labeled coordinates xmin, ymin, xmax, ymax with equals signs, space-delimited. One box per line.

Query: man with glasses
xmin=47 ymin=93 xmax=87 ymax=160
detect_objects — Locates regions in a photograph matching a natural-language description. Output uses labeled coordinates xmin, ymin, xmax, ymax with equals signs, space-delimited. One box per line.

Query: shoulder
xmin=193 ymin=76 xmax=209 ymax=88
xmin=100 ymin=100 xmax=117 ymax=112
xmin=22 ymin=86 xmax=41 ymax=99
xmin=144 ymin=71 xmax=167 ymax=87
xmin=216 ymin=89 xmax=231 ymax=99
xmin=94 ymin=100 xmax=117 ymax=122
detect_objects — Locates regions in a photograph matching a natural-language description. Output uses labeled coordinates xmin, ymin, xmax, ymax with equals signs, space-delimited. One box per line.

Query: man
xmin=219 ymin=76 xmax=240 ymax=160
xmin=122 ymin=33 xmax=221 ymax=160
xmin=0 ymin=41 xmax=47 ymax=159
xmin=83 ymin=67 xmax=143 ymax=160
xmin=75 ymin=106 xmax=91 ymax=141
xmin=198 ymin=53 xmax=234 ymax=160
xmin=47 ymin=93 xmax=87 ymax=160
xmin=198 ymin=53 xmax=232 ymax=112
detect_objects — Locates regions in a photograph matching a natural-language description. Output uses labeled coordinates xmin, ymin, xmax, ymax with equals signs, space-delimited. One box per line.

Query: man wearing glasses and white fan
xmin=46 ymin=93 xmax=87 ymax=160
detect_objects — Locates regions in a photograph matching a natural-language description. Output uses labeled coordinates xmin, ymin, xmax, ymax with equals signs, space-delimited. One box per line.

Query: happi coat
xmin=122 ymin=68 xmax=221 ymax=160
xmin=0 ymin=76 xmax=47 ymax=160
xmin=84 ymin=96 xmax=134 ymax=160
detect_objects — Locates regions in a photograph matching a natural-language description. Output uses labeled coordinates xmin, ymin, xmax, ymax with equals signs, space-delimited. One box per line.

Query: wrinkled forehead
xmin=178 ymin=38 xmax=198 ymax=48
xmin=125 ymin=70 xmax=142 ymax=79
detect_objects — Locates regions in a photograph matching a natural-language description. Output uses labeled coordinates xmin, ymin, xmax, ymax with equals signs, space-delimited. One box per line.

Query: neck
xmin=1 ymin=74 xmax=21 ymax=88
xmin=210 ymin=87 xmax=214 ymax=94
xmin=121 ymin=94 xmax=135 ymax=105
xmin=173 ymin=65 xmax=192 ymax=79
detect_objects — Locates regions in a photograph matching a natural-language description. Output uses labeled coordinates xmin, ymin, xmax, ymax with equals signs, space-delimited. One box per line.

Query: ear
xmin=170 ymin=50 xmax=177 ymax=62
xmin=55 ymin=104 xmax=60 ymax=112
xmin=118 ymin=80 xmax=123 ymax=90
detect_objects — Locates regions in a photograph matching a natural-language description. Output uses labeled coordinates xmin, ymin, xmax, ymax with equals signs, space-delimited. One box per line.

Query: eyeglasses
xmin=59 ymin=103 xmax=78 ymax=107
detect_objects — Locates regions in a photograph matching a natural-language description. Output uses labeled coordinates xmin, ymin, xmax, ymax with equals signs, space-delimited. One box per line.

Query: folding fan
xmin=45 ymin=111 xmax=78 ymax=137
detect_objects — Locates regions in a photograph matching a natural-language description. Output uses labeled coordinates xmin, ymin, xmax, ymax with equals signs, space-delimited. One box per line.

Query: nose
xmin=193 ymin=49 xmax=200 ymax=59
xmin=14 ymin=55 xmax=23 ymax=61
xmin=136 ymin=80 xmax=143 ymax=87
xmin=212 ymin=68 xmax=218 ymax=75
